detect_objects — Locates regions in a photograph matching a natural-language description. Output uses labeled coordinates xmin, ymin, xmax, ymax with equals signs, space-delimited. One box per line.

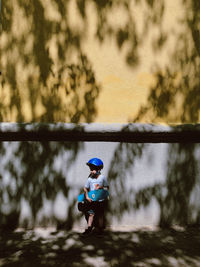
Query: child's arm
xmin=84 ymin=187 xmax=92 ymax=202
xmin=94 ymin=184 xmax=103 ymax=190
xmin=95 ymin=184 xmax=109 ymax=190
xmin=103 ymin=177 xmax=109 ymax=190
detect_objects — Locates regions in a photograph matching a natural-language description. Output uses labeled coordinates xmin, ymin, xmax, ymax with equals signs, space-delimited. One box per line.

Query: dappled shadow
xmin=134 ymin=143 xmax=200 ymax=227
xmin=108 ymin=126 xmax=200 ymax=227
xmin=0 ymin=140 xmax=84 ymax=231
xmin=1 ymin=0 xmax=180 ymax=123
xmin=1 ymin=1 xmax=100 ymax=123
xmin=0 ymin=227 xmax=200 ymax=266
xmin=1 ymin=125 xmax=200 ymax=231
xmin=107 ymin=142 xmax=146 ymax=222
xmin=2 ymin=1 xmax=200 ymax=123
xmin=87 ymin=0 xmax=200 ymax=124
xmin=106 ymin=0 xmax=200 ymax=228
xmin=133 ymin=0 xmax=200 ymax=123
xmin=122 ymin=0 xmax=200 ymax=225
xmin=2 ymin=0 xmax=200 ymax=235
xmin=1 ymin=0 xmax=105 ymax=231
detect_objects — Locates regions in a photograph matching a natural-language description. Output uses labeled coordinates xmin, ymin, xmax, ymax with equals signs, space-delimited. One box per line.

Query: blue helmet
xmin=86 ymin=158 xmax=104 ymax=169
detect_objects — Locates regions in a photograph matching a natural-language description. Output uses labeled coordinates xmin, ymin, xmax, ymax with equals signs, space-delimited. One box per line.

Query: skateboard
xmin=78 ymin=189 xmax=109 ymax=202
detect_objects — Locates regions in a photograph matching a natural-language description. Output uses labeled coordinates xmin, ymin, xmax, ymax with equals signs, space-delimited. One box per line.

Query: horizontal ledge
xmin=0 ymin=123 xmax=200 ymax=142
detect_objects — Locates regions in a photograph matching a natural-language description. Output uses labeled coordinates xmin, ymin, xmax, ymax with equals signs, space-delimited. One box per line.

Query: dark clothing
xmin=78 ymin=199 xmax=107 ymax=214
xmin=84 ymin=200 xmax=108 ymax=228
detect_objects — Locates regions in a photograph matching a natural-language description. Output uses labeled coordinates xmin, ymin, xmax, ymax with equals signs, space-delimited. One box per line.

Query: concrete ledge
xmin=0 ymin=123 xmax=200 ymax=142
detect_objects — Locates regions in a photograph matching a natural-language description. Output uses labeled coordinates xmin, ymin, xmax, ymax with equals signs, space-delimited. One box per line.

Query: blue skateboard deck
xmin=78 ymin=189 xmax=109 ymax=202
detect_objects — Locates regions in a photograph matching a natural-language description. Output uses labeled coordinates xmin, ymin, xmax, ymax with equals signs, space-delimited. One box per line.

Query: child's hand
xmin=95 ymin=184 xmax=102 ymax=190
xmin=86 ymin=196 xmax=92 ymax=202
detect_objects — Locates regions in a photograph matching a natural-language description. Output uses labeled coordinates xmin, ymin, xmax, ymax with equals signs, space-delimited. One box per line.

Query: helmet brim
xmin=86 ymin=162 xmax=103 ymax=170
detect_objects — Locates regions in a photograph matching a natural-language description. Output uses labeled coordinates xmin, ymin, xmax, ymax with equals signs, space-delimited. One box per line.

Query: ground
xmin=0 ymin=226 xmax=200 ymax=267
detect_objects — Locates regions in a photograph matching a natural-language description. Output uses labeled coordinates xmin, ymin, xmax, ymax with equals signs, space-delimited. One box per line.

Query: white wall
xmin=1 ymin=125 xmax=200 ymax=229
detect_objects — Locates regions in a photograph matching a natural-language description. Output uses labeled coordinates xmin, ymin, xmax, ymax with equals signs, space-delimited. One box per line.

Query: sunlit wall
xmin=2 ymin=0 xmax=199 ymax=123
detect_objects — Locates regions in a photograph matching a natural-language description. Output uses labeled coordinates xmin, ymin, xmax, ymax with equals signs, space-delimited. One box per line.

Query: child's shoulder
xmin=99 ymin=174 xmax=106 ymax=179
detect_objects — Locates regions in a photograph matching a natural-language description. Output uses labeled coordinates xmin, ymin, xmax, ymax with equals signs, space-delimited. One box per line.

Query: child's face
xmin=89 ymin=166 xmax=99 ymax=177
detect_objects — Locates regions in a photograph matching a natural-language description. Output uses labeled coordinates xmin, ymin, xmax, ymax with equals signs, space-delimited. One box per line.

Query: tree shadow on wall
xmin=2 ymin=0 xmax=200 ymax=233
xmin=88 ymin=0 xmax=200 ymax=122
xmin=133 ymin=0 xmax=200 ymax=123
xmin=1 ymin=1 xmax=100 ymax=122
xmin=1 ymin=0 xmax=110 ymax=232
xmin=106 ymin=0 xmax=200 ymax=227
xmin=2 ymin=1 xmax=200 ymax=123
xmin=107 ymin=130 xmax=200 ymax=227
xmin=144 ymin=143 xmax=200 ymax=227
xmin=1 ymin=0 xmax=179 ymax=123
xmin=0 ymin=140 xmax=84 ymax=232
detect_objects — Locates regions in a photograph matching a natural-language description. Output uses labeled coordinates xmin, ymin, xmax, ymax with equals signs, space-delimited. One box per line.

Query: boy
xmin=82 ymin=157 xmax=109 ymax=236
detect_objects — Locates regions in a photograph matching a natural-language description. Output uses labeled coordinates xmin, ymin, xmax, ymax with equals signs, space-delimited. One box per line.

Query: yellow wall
xmin=1 ymin=0 xmax=198 ymax=123
xmin=82 ymin=0 xmax=184 ymax=123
